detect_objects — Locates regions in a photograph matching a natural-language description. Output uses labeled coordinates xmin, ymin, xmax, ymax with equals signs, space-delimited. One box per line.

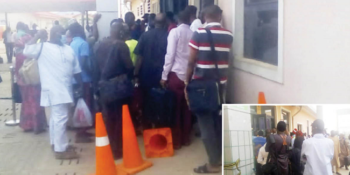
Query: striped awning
xmin=0 ymin=0 xmax=96 ymax=12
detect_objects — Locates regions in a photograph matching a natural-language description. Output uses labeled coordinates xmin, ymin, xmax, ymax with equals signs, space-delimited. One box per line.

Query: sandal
xmin=55 ymin=150 xmax=79 ymax=160
xmin=194 ymin=164 xmax=220 ymax=174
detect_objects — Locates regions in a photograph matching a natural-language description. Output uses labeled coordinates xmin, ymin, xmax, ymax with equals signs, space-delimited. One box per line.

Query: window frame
xmin=232 ymin=0 xmax=284 ymax=83
xmin=297 ymin=124 xmax=302 ymax=132
xmin=280 ymin=107 xmax=291 ymax=131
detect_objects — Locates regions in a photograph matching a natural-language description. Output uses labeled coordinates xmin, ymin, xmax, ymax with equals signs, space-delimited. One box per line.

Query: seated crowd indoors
xmin=254 ymin=120 xmax=350 ymax=175
xmin=15 ymin=5 xmax=232 ymax=174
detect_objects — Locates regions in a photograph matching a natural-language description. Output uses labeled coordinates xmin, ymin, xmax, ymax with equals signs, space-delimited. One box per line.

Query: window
xmin=147 ymin=0 xmax=151 ymax=13
xmin=152 ymin=2 xmax=160 ymax=13
xmin=282 ymin=110 xmax=290 ymax=131
xmin=297 ymin=124 xmax=302 ymax=132
xmin=140 ymin=5 xmax=143 ymax=16
xmin=233 ymin=0 xmax=284 ymax=83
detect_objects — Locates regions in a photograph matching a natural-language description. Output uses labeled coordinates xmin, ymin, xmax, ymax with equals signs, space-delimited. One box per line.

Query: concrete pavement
xmin=0 ymin=44 xmax=221 ymax=175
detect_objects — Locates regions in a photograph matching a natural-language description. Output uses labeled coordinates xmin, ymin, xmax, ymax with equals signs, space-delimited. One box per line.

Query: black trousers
xmin=195 ymin=111 xmax=222 ymax=166
xmin=5 ymin=43 xmax=13 ymax=63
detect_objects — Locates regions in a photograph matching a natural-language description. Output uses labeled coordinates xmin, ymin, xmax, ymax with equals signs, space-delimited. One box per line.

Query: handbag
xmin=98 ymin=45 xmax=133 ymax=103
xmin=186 ymin=28 xmax=222 ymax=114
xmin=262 ymin=152 xmax=279 ymax=175
xmin=19 ymin=43 xmax=43 ymax=85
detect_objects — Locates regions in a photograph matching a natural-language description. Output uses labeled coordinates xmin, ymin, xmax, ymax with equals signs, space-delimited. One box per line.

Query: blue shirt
xmin=70 ymin=37 xmax=91 ymax=83
xmin=253 ymin=137 xmax=266 ymax=155
xmin=253 ymin=137 xmax=266 ymax=146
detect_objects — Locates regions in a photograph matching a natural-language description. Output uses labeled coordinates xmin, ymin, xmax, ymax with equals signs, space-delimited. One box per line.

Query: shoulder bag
xmin=186 ymin=28 xmax=222 ymax=114
xmin=262 ymin=135 xmax=284 ymax=175
xmin=98 ymin=45 xmax=133 ymax=104
xmin=19 ymin=43 xmax=43 ymax=85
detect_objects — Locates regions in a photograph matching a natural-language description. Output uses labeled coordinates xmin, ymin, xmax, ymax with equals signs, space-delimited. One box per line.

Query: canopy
xmin=0 ymin=0 xmax=96 ymax=12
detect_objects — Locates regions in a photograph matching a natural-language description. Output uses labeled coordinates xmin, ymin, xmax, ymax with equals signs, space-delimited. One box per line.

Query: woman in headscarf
xmin=14 ymin=22 xmax=47 ymax=133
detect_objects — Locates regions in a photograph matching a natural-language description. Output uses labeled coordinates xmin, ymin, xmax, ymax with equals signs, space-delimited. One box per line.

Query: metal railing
xmin=0 ymin=66 xmax=19 ymax=126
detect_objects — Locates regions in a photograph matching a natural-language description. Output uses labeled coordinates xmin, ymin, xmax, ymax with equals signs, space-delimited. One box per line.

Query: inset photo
xmin=223 ymin=105 xmax=350 ymax=175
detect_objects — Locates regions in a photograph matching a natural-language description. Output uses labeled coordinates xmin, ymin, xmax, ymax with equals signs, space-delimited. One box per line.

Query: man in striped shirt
xmin=185 ymin=5 xmax=233 ymax=174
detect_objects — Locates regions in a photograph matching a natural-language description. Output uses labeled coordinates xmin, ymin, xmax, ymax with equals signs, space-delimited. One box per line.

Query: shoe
xmin=173 ymin=145 xmax=182 ymax=150
xmin=75 ymin=137 xmax=93 ymax=143
xmin=183 ymin=141 xmax=191 ymax=147
xmin=76 ymin=131 xmax=94 ymax=137
xmin=34 ymin=128 xmax=46 ymax=135
xmin=55 ymin=150 xmax=79 ymax=160
xmin=52 ymin=145 xmax=77 ymax=152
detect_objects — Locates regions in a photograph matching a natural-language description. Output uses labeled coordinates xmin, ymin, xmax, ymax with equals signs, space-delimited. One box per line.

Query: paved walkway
xmin=0 ymin=44 xmax=220 ymax=175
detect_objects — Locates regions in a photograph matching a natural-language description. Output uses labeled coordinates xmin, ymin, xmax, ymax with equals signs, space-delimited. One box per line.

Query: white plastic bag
xmin=73 ymin=98 xmax=93 ymax=128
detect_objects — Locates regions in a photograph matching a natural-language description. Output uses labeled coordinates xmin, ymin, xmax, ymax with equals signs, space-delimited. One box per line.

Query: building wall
xmin=96 ymin=0 xmax=119 ymax=39
xmin=219 ymin=0 xmax=350 ymax=104
xmin=130 ymin=0 xmax=160 ymax=20
xmin=274 ymin=106 xmax=316 ymax=134
xmin=131 ymin=0 xmax=143 ymax=19
xmin=293 ymin=110 xmax=315 ymax=136
xmin=224 ymin=106 xmax=254 ymax=175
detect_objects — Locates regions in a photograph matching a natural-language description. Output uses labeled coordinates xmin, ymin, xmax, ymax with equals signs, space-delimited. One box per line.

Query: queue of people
xmin=11 ymin=4 xmax=232 ymax=174
xmin=254 ymin=120 xmax=350 ymax=175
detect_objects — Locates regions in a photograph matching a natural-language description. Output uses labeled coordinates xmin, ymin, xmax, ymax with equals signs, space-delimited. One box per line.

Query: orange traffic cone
xmin=90 ymin=113 xmax=121 ymax=175
xmin=258 ymin=92 xmax=266 ymax=104
xmin=143 ymin=128 xmax=174 ymax=158
xmin=116 ymin=105 xmax=153 ymax=175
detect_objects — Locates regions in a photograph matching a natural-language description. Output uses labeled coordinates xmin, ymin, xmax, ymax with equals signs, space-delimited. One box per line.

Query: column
xmin=201 ymin=0 xmax=214 ymax=9
xmin=5 ymin=13 xmax=8 ymax=28
xmin=96 ymin=0 xmax=119 ymax=39
xmin=316 ymin=105 xmax=323 ymax=120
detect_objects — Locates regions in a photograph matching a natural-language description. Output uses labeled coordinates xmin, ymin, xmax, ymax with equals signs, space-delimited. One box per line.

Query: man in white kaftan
xmin=301 ymin=119 xmax=334 ymax=175
xmin=23 ymin=26 xmax=83 ymax=159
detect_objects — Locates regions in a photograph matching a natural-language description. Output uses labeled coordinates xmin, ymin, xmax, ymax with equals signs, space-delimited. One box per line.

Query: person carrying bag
xmin=262 ymin=144 xmax=282 ymax=175
xmin=98 ymin=45 xmax=133 ymax=104
xmin=186 ymin=28 xmax=223 ymax=114
xmin=19 ymin=43 xmax=43 ymax=85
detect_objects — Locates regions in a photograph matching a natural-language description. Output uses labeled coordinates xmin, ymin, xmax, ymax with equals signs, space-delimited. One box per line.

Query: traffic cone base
xmin=116 ymin=160 xmax=153 ymax=175
xmin=144 ymin=128 xmax=174 ymax=158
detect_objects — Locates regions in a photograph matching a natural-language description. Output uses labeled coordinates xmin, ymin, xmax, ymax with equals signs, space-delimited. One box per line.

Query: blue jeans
xmin=196 ymin=111 xmax=222 ymax=166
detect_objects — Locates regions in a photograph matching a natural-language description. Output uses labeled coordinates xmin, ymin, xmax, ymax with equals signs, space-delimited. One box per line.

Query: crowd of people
xmin=253 ymin=120 xmax=350 ymax=175
xmin=5 ymin=4 xmax=233 ymax=174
